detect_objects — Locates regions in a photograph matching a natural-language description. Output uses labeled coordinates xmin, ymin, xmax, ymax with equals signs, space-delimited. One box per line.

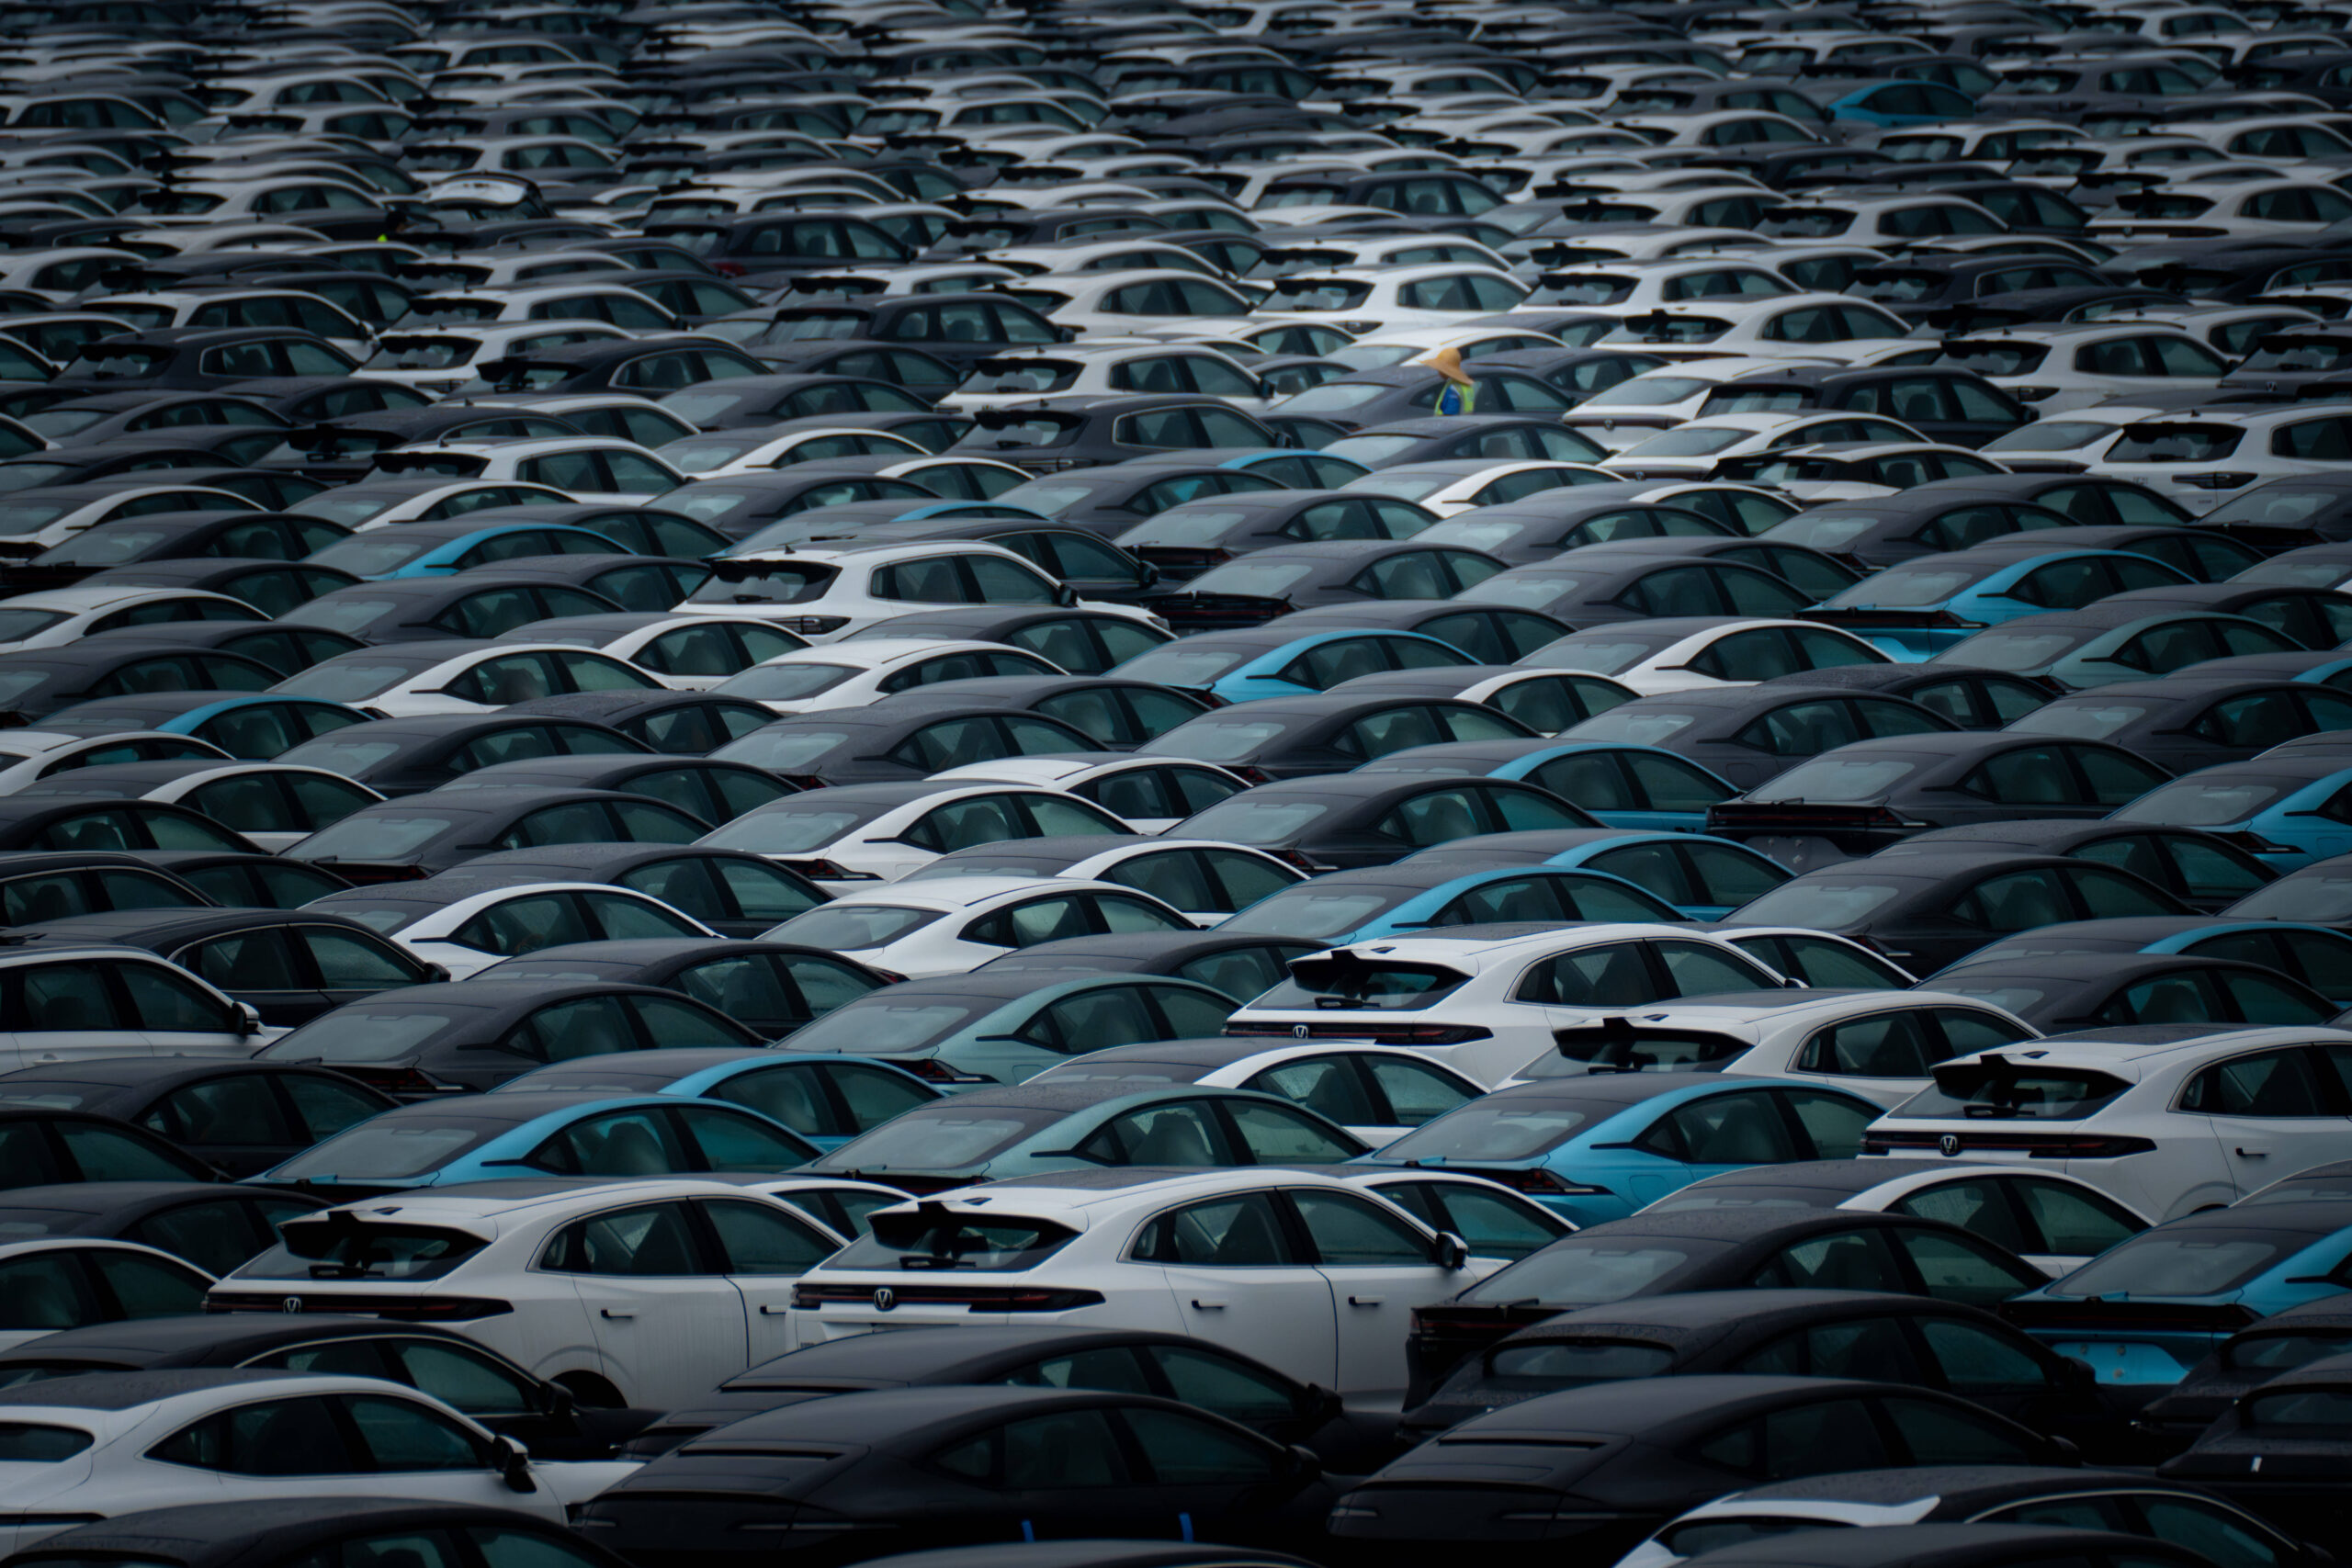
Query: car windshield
xmin=1170 ymin=795 xmax=1329 ymax=844
xmin=291 ymin=815 xmax=453 ymax=861
xmin=778 ymin=998 xmax=982 ymax=1054
xmin=275 ymin=660 xmax=438 ymax=703
xmin=1484 ymin=1338 xmax=1678 ymax=1383
xmin=1460 ymin=1235 xmax=1712 ymax=1305
xmin=1111 ymin=644 xmax=1252 ymax=686
xmin=1728 ymin=880 xmax=1905 ymax=924
xmin=1527 ymin=631 xmax=1676 ymax=674
xmin=2108 ymin=425 xmax=2243 ymax=464
xmin=1745 ymin=761 xmax=1919 ymax=804
xmin=763 ymin=904 xmax=942 ymax=949
xmin=1891 ymin=1065 xmax=2132 ymax=1122
xmin=829 ymin=1208 xmax=1079 ymax=1270
xmin=1934 ymin=630 xmax=2082 ymax=671
xmin=1377 ymin=1100 xmax=1593 ymax=1162
xmin=2052 ymin=1229 xmax=2292 ymax=1299
xmin=700 ymin=801 xmax=888 ymax=853
xmin=1148 ymin=717 xmax=1295 ymax=762
xmin=1824 ymin=566 xmax=1986 ymax=608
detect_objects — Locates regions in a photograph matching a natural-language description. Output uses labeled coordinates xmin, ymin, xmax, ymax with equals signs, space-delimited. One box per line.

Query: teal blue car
xmin=1220 ymin=859 xmax=1685 ymax=942
xmin=1416 ymin=828 xmax=1794 ymax=919
xmin=491 ymin=1046 xmax=944 ymax=1151
xmin=2111 ymin=752 xmax=2352 ymax=870
xmin=1807 ymin=547 xmax=2193 ymax=660
xmin=1826 ymin=79 xmax=1979 ymax=126
xmin=801 ymin=1079 xmax=1367 ymax=1192
xmin=306 ymin=519 xmax=628 ymax=580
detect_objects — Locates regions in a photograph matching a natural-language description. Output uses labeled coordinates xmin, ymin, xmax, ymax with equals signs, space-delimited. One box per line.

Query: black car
xmin=973 ymin=931 xmax=1328 ymax=1002
xmin=0 ymin=1107 xmax=221 ymax=1190
xmin=1704 ymin=733 xmax=2175 ymax=863
xmin=2196 ymin=474 xmax=2352 ymax=553
xmin=1992 ymin=677 xmax=2352 ymax=775
xmin=621 ymin=1323 xmax=1397 ymax=1469
xmin=255 ymin=981 xmax=764 ymax=1096
xmin=284 ymin=785 xmax=709 ymax=879
xmin=1217 ymin=856 xmax=1687 ymax=940
xmin=986 ymin=463 xmax=1288 ymax=534
xmin=453 ymin=844 xmax=828 ymax=939
xmin=1459 ymin=551 xmax=1815 ymax=631
xmin=741 ymin=293 xmax=1067 ymax=372
xmin=2160 ymin=1351 xmax=2352 ymax=1545
xmin=1268 ymin=600 xmax=1576 ymax=664
xmin=442 ymin=503 xmax=730 ymax=560
xmin=576 ymin=1384 xmax=1342 ymax=1565
xmin=126 ymin=848 xmax=349 ymax=908
xmin=1330 ymin=1375 xmax=2068 ymax=1564
xmin=4 ymin=509 xmax=352 ymax=593
xmin=0 ymin=1319 xmax=654 ymax=1461
xmin=711 ymin=705 xmax=1105 ymax=789
xmin=1148 ymin=694 xmax=1537 ymax=781
xmin=1167 ymin=774 xmax=1600 ymax=874
xmin=436 ymin=753 xmax=794 ymax=827
xmin=1564 ymin=685 xmax=1962 ymax=795
xmin=1417 ymin=500 xmax=1734 ymax=565
xmin=0 ymin=793 xmax=262 ymax=857
xmin=3 ymin=908 xmax=440 ymax=1026
xmin=277 ymin=576 xmax=626 ymax=645
xmin=873 ymin=678 xmax=1214 ymax=751
xmin=1725 ymin=852 xmax=2190 ymax=974
xmin=1879 ymin=821 xmax=2278 ymax=913
xmin=1698 ymin=364 xmax=2031 ymax=448
xmin=1145 ymin=541 xmax=1509 ymax=631
xmin=656 ymin=373 xmax=935 ymax=431
xmin=2140 ymin=1293 xmax=2352 ymax=1447
xmin=1116 ymin=490 xmax=1441 ymax=583
xmin=1322 ymin=412 xmax=1622 ymax=469
xmin=502 ymin=689 xmax=781 ymax=755
xmin=661 ymin=470 xmax=946 ymax=540
xmin=54 ymin=328 xmax=360 ymax=393
xmin=0 ymin=638 xmax=280 ymax=724
xmin=0 ymin=848 xmax=218 ymax=922
xmin=0 ymin=1177 xmax=322 ymax=1273
xmin=1758 ymin=662 xmax=2055 ymax=730
xmin=841 ymin=604 xmax=1172 ymax=677
xmin=470 ymin=942 xmax=889 ymax=1036
xmin=1270 ymin=364 xmax=1582 ymax=434
xmin=1928 ymin=953 xmax=2336 ymax=1032
xmin=85 ymin=557 xmax=358 ymax=616
xmin=1679 ymin=1526 xmax=2217 ymax=1568
xmin=8 ymin=1500 xmax=635 ymax=1568
xmin=472 ymin=334 xmax=773 ymax=396
xmin=958 ymin=396 xmax=1286 ymax=476
xmin=273 ymin=714 xmax=651 ymax=801
xmin=1405 ymin=1288 xmax=2128 ymax=1455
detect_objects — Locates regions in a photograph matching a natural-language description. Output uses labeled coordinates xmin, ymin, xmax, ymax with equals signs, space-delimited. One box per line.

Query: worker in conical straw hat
xmin=1418 ymin=344 xmax=1477 ymax=415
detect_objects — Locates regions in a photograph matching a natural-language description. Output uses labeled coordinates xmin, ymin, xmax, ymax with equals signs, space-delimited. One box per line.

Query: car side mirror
xmin=1283 ymin=1443 xmax=1323 ymax=1482
xmin=1431 ymin=1231 xmax=1469 ymax=1270
xmin=1305 ymin=1383 xmax=1345 ymax=1425
xmin=1055 ymin=584 xmax=1079 ymax=606
xmin=234 ymin=1003 xmax=265 ymax=1036
xmin=2044 ymin=1434 xmax=2080 ymax=1460
xmin=497 ymin=1436 xmax=537 ymax=1493
xmin=421 ymin=964 xmax=450 ymax=984
xmin=543 ymin=1382 xmax=576 ymax=1421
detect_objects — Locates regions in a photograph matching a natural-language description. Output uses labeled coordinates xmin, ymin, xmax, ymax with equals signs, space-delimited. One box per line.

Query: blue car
xmin=1357 ymin=738 xmax=1738 ymax=831
xmin=1357 ymin=1074 xmax=1884 ymax=1224
xmin=1809 ymin=548 xmax=2193 ymax=660
xmin=254 ymin=1090 xmax=820 ymax=1197
xmin=1220 ymin=859 xmax=1685 ymax=942
xmin=1417 ymin=828 xmax=1793 ymax=919
xmin=2110 ymin=753 xmax=2352 ymax=869
xmin=1110 ymin=625 xmax=1476 ymax=704
xmin=1826 ymin=79 xmax=1980 ymax=126
xmin=306 ymin=520 xmax=628 ymax=580
xmin=2007 ymin=1201 xmax=2352 ymax=1396
xmin=492 ymin=1047 xmax=942 ymax=1151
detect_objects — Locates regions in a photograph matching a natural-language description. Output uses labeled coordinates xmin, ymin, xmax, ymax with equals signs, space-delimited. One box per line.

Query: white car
xmin=1557 ymin=358 xmax=1831 ymax=450
xmin=1639 ymin=1158 xmax=2150 ymax=1277
xmin=1223 ymin=925 xmax=1789 ymax=1085
xmin=83 ymin=288 xmax=371 ymax=351
xmin=759 ymin=874 xmax=1195 ymax=977
xmin=1321 ymin=324 xmax=1570 ymax=374
xmin=2088 ymin=176 xmax=2352 ymax=241
xmin=1028 ymin=1037 xmax=1488 ymax=1147
xmin=791 ymin=1168 xmax=1502 ymax=1404
xmin=939 ymin=344 xmax=1273 ymax=413
xmin=926 ymin=756 xmax=1260 ymax=835
xmin=1493 ymin=987 xmax=2038 ymax=1108
xmin=206 ymin=1180 xmax=848 ymax=1409
xmin=2086 ymin=402 xmax=2352 ymax=514
xmin=1604 ymin=410 xmax=1928 ymax=479
xmin=989 ymin=269 xmax=1258 ymax=334
xmin=0 ymin=585 xmax=262 ymax=653
xmin=1860 ymin=1024 xmax=2352 ymax=1221
xmin=655 ymin=426 xmax=930 ymax=479
xmin=1521 ymin=258 xmax=1794 ymax=315
xmin=1344 ymin=459 xmax=1614 ymax=517
xmin=353 ymin=321 xmax=631 ymax=396
xmin=678 ymin=541 xmax=1159 ymax=643
xmin=0 ymin=943 xmax=274 ymax=1069
xmin=291 ymin=481 xmax=576 ymax=532
xmin=305 ymin=875 xmax=718 ymax=979
xmin=1938 ymin=323 xmax=2233 ymax=413
xmin=374 ymin=437 xmax=688 ymax=502
xmin=1518 ymin=616 xmax=1890 ymax=695
xmin=1594 ymin=293 xmax=1914 ymax=363
xmin=0 ymin=1238 xmax=214 ymax=1351
xmin=1329 ymin=1168 xmax=1577 ymax=1258
xmin=705 ymin=637 xmax=1065 ymax=716
xmin=1250 ymin=264 xmax=1531 ymax=335
xmin=0 ymin=1370 xmax=615 ymax=1554
xmin=696 ymin=1173 xmax=917 ymax=1238
xmin=696 ymin=781 xmax=1136 ymax=893
xmin=273 ymin=640 xmax=672 ymax=719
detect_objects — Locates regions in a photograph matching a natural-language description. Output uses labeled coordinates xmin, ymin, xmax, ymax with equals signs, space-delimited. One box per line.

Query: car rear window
xmin=239 ymin=1218 xmax=487 ymax=1281
xmin=1377 ymin=1101 xmax=1591 ymax=1163
xmin=271 ymin=1117 xmax=510 ymax=1180
xmin=1252 ymin=957 xmax=1468 ymax=1011
xmin=1461 ymin=1236 xmax=1711 ymax=1306
xmin=829 ymin=1208 xmax=1078 ymax=1271
xmin=0 ymin=1424 xmax=92 ymax=1461
xmin=2052 ymin=1230 xmax=2293 ymax=1299
xmin=1891 ymin=1065 xmax=2132 ymax=1122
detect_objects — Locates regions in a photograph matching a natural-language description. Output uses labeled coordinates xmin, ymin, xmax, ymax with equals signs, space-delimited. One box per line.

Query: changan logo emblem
xmin=1939 ymin=1134 xmax=1961 ymax=1156
xmin=282 ymin=1297 xmax=303 ymax=1314
xmin=872 ymin=1287 xmax=895 ymax=1312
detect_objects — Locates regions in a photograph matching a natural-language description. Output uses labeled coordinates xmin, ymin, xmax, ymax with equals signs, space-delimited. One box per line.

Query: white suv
xmin=679 ymin=541 xmax=1163 ymax=642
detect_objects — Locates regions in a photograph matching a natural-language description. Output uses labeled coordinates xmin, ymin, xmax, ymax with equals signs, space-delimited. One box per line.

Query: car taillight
xmin=377 ymin=1296 xmax=514 ymax=1321
xmin=1225 ymin=1021 xmax=1492 ymax=1044
xmin=2216 ymin=831 xmax=2292 ymax=854
xmin=322 ymin=863 xmax=430 ymax=885
xmin=1464 ymin=1167 xmax=1607 ymax=1196
xmin=1226 ymin=765 xmax=1272 ymax=785
xmin=772 ymin=615 xmax=850 ymax=635
xmin=1863 ymin=1131 xmax=2155 ymax=1158
xmin=791 ymin=1282 xmax=1104 ymax=1312
xmin=711 ymin=261 xmax=746 ymax=277
xmin=1801 ymin=609 xmax=1980 ymax=629
xmin=2175 ymin=473 xmax=2255 ymax=490
xmin=779 ymin=858 xmax=879 ymax=879
xmin=899 ymin=1059 xmax=993 ymax=1084
xmin=2008 ymin=385 xmax=2059 ymax=402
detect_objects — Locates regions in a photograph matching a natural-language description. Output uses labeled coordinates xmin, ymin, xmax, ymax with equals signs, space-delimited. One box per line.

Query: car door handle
xmin=1189 ymin=1299 xmax=1227 ymax=1310
xmin=759 ymin=1304 xmax=790 ymax=1315
xmin=1348 ymin=1296 xmax=1385 ymax=1307
xmin=600 ymin=1309 xmax=635 ymax=1320
xmin=2235 ymin=1146 xmax=2270 ymax=1157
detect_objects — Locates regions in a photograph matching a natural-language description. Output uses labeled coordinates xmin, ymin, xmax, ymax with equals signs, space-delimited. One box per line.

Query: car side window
xmin=1877 ymin=1394 xmax=2041 ymax=1464
xmin=538 ymin=1201 xmax=706 ymax=1275
xmin=1917 ymin=1317 xmax=2052 ymax=1393
xmin=1891 ymin=1225 xmax=2046 ymax=1306
xmin=342 ymin=1393 xmax=488 ymax=1471
xmin=1736 ymin=1315 xmax=1925 ymax=1382
xmin=1690 ymin=1397 xmax=1884 ymax=1480
xmin=932 ymin=1408 xmax=1132 ymax=1488
xmin=1132 ymin=1194 xmax=1295 ymax=1266
xmin=152 ymin=1396 xmax=360 ymax=1474
xmin=1289 ymin=1190 xmax=1429 ymax=1264
xmin=1144 ymin=1344 xmax=1301 ymax=1424
xmin=1639 ymin=1089 xmax=1801 ymax=1166
xmin=2182 ymin=1049 xmax=2328 ymax=1116
xmin=699 ymin=1199 xmax=834 ymax=1275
